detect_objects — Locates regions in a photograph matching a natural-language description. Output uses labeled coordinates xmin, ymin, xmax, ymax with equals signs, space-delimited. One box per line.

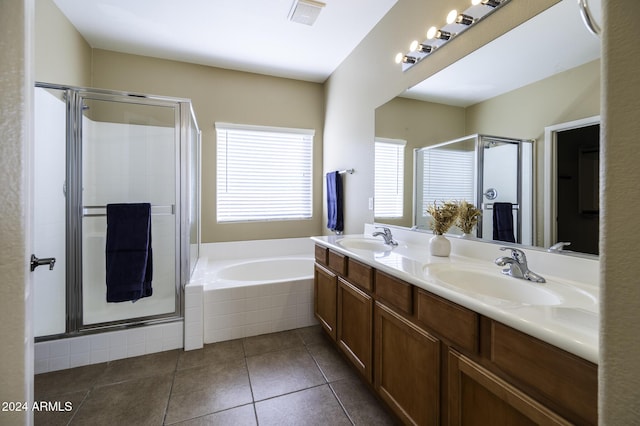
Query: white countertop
xmin=311 ymin=230 xmax=599 ymax=364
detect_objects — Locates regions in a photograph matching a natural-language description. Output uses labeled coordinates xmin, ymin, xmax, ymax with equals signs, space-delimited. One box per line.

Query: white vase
xmin=429 ymin=234 xmax=451 ymax=257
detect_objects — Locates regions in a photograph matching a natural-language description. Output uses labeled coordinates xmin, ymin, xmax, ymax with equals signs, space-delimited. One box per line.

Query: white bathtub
xmin=184 ymin=238 xmax=318 ymax=350
xmin=210 ymin=257 xmax=313 ymax=286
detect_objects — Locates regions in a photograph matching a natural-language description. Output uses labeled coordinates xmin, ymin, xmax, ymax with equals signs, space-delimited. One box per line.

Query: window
xmin=375 ymin=138 xmax=406 ymax=218
xmin=216 ymin=123 xmax=313 ymax=222
xmin=421 ymin=148 xmax=475 ymax=214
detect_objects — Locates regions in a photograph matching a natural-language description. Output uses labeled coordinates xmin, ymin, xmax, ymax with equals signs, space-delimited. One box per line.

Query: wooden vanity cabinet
xmin=488 ymin=321 xmax=598 ymax=424
xmin=374 ymin=302 xmax=440 ymax=425
xmin=312 ymin=244 xmax=597 ymax=425
xmin=314 ymin=264 xmax=337 ymax=340
xmin=337 ymin=278 xmax=373 ymax=382
xmin=314 ymin=246 xmax=374 ymax=380
xmin=448 ymin=350 xmax=570 ymax=426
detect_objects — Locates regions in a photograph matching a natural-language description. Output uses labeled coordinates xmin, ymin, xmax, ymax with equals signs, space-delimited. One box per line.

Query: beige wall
xmin=35 ymin=0 xmax=91 ymax=86
xmin=91 ymin=49 xmax=325 ymax=243
xmin=1 ymin=0 xmax=33 ymax=424
xmin=375 ymin=98 xmax=466 ymax=227
xmin=600 ymin=0 xmax=640 ymax=422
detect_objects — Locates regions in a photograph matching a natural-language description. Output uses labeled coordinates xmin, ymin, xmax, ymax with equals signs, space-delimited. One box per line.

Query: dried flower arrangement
xmin=426 ymin=201 xmax=459 ymax=235
xmin=456 ymin=200 xmax=482 ymax=234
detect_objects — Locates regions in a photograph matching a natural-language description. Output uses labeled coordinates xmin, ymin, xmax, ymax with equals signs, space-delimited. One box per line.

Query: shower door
xmin=33 ymin=86 xmax=68 ymax=337
xmin=76 ymin=93 xmax=181 ymax=329
xmin=33 ymin=83 xmax=199 ymax=339
xmin=480 ymin=139 xmax=519 ymax=241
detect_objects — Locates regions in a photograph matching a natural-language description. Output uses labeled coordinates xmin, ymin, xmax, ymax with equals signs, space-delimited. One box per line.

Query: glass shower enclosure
xmin=414 ymin=134 xmax=533 ymax=244
xmin=33 ymin=83 xmax=200 ymax=339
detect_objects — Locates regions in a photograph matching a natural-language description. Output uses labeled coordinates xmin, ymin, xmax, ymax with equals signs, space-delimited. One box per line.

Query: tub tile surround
xmin=185 ymin=237 xmax=318 ymax=350
xmin=312 ymin=224 xmax=600 ymax=363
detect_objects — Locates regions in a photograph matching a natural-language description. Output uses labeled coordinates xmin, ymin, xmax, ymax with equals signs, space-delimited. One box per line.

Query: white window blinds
xmin=375 ymin=138 xmax=406 ymax=218
xmin=216 ymin=123 xmax=314 ymax=222
xmin=421 ymin=148 xmax=475 ymax=216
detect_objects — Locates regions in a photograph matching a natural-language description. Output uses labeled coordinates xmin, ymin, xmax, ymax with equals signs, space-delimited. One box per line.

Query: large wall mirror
xmin=374 ymin=0 xmax=601 ymax=256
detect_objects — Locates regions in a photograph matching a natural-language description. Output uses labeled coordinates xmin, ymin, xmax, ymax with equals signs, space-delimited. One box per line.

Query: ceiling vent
xmin=288 ymin=0 xmax=326 ymax=26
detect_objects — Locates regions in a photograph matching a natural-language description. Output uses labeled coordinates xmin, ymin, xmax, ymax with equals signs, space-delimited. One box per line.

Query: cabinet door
xmin=337 ymin=278 xmax=372 ymax=382
xmin=314 ymin=264 xmax=337 ymax=340
xmin=374 ymin=302 xmax=440 ymax=426
xmin=448 ymin=349 xmax=570 ymax=426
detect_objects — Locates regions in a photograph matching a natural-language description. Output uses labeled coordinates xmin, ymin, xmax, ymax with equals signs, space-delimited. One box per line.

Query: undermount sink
xmin=423 ymin=263 xmax=563 ymax=306
xmin=336 ymin=237 xmax=393 ymax=253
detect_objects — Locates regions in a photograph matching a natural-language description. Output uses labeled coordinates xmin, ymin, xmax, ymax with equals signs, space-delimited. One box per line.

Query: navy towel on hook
xmin=105 ymin=203 xmax=153 ymax=303
xmin=326 ymin=171 xmax=344 ymax=233
xmin=493 ymin=202 xmax=516 ymax=243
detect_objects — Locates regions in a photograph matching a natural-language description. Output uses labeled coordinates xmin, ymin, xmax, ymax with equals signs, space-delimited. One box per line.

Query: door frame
xmin=543 ymin=115 xmax=600 ymax=248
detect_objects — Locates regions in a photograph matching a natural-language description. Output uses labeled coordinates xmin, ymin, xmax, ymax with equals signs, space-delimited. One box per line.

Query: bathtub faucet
xmin=373 ymin=227 xmax=398 ymax=246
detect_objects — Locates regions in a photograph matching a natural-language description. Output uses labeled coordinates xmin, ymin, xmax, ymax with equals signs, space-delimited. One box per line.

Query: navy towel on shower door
xmin=493 ymin=202 xmax=516 ymax=243
xmin=105 ymin=203 xmax=153 ymax=303
xmin=326 ymin=171 xmax=344 ymax=232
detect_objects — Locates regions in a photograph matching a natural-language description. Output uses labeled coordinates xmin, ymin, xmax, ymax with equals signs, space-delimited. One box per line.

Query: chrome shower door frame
xmin=35 ymin=82 xmax=198 ymax=339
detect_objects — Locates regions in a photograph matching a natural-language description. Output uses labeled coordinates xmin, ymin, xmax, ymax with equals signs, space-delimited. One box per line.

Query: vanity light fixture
xmin=395 ymin=53 xmax=417 ymax=65
xmin=426 ymin=26 xmax=452 ymax=41
xmin=417 ymin=44 xmax=435 ymax=54
xmin=471 ymin=0 xmax=501 ymax=8
xmin=395 ymin=0 xmax=511 ymax=72
xmin=455 ymin=13 xmax=475 ymax=26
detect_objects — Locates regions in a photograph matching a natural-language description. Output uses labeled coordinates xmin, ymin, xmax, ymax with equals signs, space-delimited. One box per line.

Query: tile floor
xmin=34 ymin=326 xmax=398 ymax=425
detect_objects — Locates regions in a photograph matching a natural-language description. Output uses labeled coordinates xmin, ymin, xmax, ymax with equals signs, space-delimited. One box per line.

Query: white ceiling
xmin=52 ymin=0 xmax=398 ymax=83
xmin=403 ymin=0 xmax=602 ymax=107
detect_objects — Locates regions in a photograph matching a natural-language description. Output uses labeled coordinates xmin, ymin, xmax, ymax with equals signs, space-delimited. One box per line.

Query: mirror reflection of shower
xmin=414 ymin=134 xmax=533 ymax=244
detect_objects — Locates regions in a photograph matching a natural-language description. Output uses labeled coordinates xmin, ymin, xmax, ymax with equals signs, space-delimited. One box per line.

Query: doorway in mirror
xmin=556 ymin=124 xmax=600 ymax=255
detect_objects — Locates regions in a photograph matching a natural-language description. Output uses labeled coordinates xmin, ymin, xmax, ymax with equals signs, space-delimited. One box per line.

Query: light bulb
xmin=426 ymin=26 xmax=438 ymax=39
xmin=394 ymin=52 xmax=404 ymax=64
xmin=471 ymin=0 xmax=481 ymax=5
xmin=410 ymin=40 xmax=419 ymax=52
xmin=446 ymin=10 xmax=458 ymax=25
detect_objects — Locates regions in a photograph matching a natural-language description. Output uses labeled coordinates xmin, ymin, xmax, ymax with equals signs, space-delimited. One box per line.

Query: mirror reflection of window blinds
xmin=375 ymin=138 xmax=406 ymax=218
xmin=422 ymin=149 xmax=475 ymax=216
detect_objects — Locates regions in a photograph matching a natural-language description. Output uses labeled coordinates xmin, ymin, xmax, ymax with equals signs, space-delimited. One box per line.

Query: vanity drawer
xmin=328 ymin=250 xmax=347 ymax=275
xmin=489 ymin=321 xmax=598 ymax=424
xmin=375 ymin=270 xmax=413 ymax=315
xmin=416 ymin=289 xmax=479 ymax=354
xmin=315 ymin=244 xmax=328 ymax=266
xmin=347 ymin=258 xmax=373 ymax=292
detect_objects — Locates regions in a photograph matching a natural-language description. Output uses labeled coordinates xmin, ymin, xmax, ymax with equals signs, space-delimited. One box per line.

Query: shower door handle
xmin=30 ymin=254 xmax=56 ymax=272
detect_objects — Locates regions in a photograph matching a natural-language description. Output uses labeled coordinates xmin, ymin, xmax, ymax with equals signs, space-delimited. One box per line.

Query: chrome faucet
xmin=494 ymin=247 xmax=546 ymax=283
xmin=548 ymin=242 xmax=571 ymax=253
xmin=372 ymin=227 xmax=398 ymax=246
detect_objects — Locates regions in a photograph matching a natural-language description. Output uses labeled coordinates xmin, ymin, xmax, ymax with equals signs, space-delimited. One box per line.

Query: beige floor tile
xmin=246 ymin=347 xmax=326 ymax=401
xmin=255 ymin=385 xmax=351 ymax=426
xmin=331 ymin=377 xmax=399 ymax=425
xmin=167 ymin=404 xmax=257 ymax=426
xmin=177 ymin=339 xmax=244 ymax=371
xmin=70 ymin=373 xmax=173 ymax=426
xmin=96 ymin=349 xmax=179 ymax=385
xmin=35 ymin=363 xmax=107 ymax=399
xmin=242 ymin=330 xmax=304 ymax=357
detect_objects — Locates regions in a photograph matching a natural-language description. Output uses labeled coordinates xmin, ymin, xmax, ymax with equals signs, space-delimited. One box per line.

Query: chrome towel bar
xmin=82 ymin=204 xmax=175 ymax=217
xmin=482 ymin=203 xmax=520 ymax=210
